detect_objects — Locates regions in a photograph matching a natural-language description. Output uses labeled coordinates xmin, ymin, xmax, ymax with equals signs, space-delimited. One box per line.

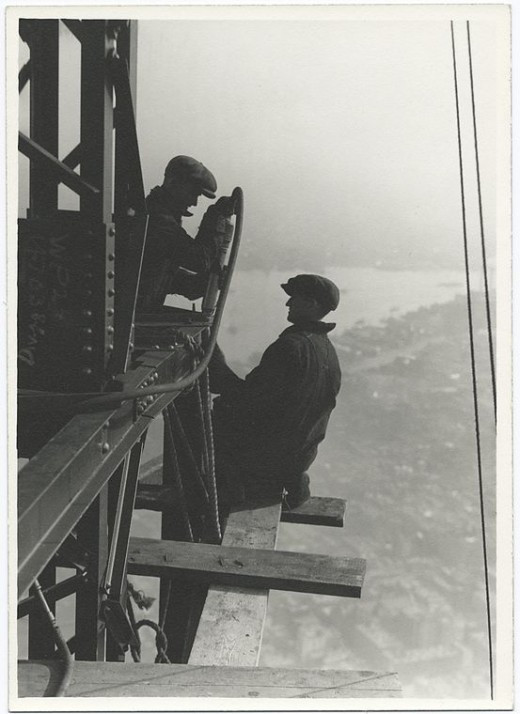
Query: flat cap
xmin=164 ymin=155 xmax=217 ymax=198
xmin=281 ymin=274 xmax=340 ymax=312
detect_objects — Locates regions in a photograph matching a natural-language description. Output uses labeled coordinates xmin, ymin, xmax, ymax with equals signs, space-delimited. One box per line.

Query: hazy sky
xmin=129 ymin=7 xmax=507 ymax=270
xmin=17 ymin=6 xmax=508 ymax=272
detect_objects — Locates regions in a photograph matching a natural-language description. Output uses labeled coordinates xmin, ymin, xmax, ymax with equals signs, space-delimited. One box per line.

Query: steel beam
xmin=18 ymin=343 xmax=199 ymax=596
xmin=80 ymin=20 xmax=113 ymax=221
xmin=19 ymin=132 xmax=99 ymax=197
xmin=28 ymin=19 xmax=59 ymax=217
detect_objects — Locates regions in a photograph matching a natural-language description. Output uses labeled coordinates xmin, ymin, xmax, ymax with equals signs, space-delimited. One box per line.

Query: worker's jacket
xmin=211 ymin=321 xmax=342 ymax=500
xmin=137 ymin=186 xmax=223 ymax=310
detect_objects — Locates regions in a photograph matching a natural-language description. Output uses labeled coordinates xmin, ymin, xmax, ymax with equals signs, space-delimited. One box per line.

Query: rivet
xmin=146 ymin=396 xmax=154 ymax=404
xmin=168 ymin=344 xmax=175 ymax=350
xmin=107 ymin=326 xmax=114 ymax=335
xmin=82 ymin=310 xmax=93 ymax=318
xmin=154 ymin=345 xmax=160 ymax=350
xmin=129 ymin=342 xmax=134 ymax=350
xmin=108 ymin=289 xmax=115 ymax=297
xmin=82 ymin=345 xmax=93 ymax=354
xmin=82 ymin=367 xmax=92 ymax=376
xmin=82 ymin=327 xmax=93 ymax=336
xmin=107 ymin=270 xmax=115 ymax=279
xmin=153 ymin=372 xmax=159 ymax=380
xmin=108 ymin=227 xmax=116 ymax=237
xmin=107 ymin=308 xmax=114 ymax=317
xmin=84 ymin=290 xmax=93 ymax=298
xmin=101 ymin=442 xmax=110 ymax=454
xmin=108 ymin=253 xmax=115 ymax=261
xmin=137 ymin=404 xmax=144 ymax=415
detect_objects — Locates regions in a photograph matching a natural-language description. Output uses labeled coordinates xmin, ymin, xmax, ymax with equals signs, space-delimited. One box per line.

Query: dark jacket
xmin=211 ymin=320 xmax=341 ymax=498
xmin=137 ymin=186 xmax=223 ymax=310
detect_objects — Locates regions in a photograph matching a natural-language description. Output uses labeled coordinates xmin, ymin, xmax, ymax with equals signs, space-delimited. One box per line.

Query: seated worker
xmin=137 ymin=155 xmax=234 ymax=310
xmin=210 ymin=274 xmax=342 ymax=509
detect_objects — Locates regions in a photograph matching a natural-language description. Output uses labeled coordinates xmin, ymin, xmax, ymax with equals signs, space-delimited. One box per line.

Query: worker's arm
xmin=209 ymin=343 xmax=244 ymax=394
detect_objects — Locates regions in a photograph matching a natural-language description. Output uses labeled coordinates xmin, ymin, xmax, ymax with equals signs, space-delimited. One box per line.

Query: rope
xmin=201 ymin=366 xmax=221 ymax=542
xmin=466 ymin=21 xmax=497 ymax=422
xmin=169 ymin=403 xmax=210 ymax=505
xmin=195 ymin=374 xmax=221 ymax=542
xmin=451 ymin=21 xmax=494 ymax=699
xmin=164 ymin=407 xmax=194 ymax=541
xmin=33 ymin=578 xmax=74 ymax=697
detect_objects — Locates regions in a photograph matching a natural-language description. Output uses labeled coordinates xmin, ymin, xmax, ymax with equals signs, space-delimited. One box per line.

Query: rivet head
xmin=108 ymin=289 xmax=116 ymax=297
xmin=107 ymin=270 xmax=115 ymax=279
xmin=107 ymin=326 xmax=114 ymax=335
xmin=108 ymin=253 xmax=115 ymax=261
xmin=101 ymin=442 xmax=110 ymax=454
xmin=82 ymin=327 xmax=93 ymax=336
xmin=137 ymin=404 xmax=144 ymax=415
xmin=107 ymin=308 xmax=114 ymax=317
xmin=82 ymin=345 xmax=93 ymax=354
xmin=82 ymin=310 xmax=93 ymax=318
xmin=107 ymin=344 xmax=113 ymax=352
xmin=108 ymin=227 xmax=116 ymax=237
xmin=153 ymin=372 xmax=159 ymax=380
xmin=129 ymin=342 xmax=134 ymax=350
xmin=82 ymin=367 xmax=92 ymax=376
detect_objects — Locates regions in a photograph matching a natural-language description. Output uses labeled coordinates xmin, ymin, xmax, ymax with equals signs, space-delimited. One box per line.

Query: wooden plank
xmin=18 ymin=660 xmax=402 ymax=698
xmin=128 ymin=537 xmax=365 ymax=598
xmin=281 ymin=496 xmax=346 ymax=527
xmin=189 ymin=501 xmax=280 ymax=666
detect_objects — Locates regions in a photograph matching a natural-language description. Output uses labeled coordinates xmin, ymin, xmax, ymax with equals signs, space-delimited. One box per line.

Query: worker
xmin=210 ymin=274 xmax=342 ymax=509
xmin=137 ymin=155 xmax=234 ymax=310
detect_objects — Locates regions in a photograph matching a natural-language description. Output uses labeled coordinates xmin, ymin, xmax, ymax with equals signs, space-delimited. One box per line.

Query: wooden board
xmin=281 ymin=497 xmax=346 ymax=527
xmin=189 ymin=501 xmax=280 ymax=666
xmin=128 ymin=537 xmax=365 ymax=598
xmin=18 ymin=660 xmax=402 ymax=698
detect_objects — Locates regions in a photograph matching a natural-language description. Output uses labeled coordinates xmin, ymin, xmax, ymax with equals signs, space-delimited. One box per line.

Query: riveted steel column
xmin=27 ymin=19 xmax=59 ymax=217
xmin=80 ymin=20 xmax=113 ymax=222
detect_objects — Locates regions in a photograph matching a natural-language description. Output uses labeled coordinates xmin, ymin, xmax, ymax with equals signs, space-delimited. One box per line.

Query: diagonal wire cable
xmin=467 ymin=20 xmax=497 ymax=422
xmin=451 ymin=20 xmax=494 ymax=700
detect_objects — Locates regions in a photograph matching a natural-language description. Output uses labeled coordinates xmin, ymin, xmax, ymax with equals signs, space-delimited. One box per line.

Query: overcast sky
xmin=17 ymin=5 xmax=509 ymax=271
xmin=130 ymin=7 xmax=508 ymax=270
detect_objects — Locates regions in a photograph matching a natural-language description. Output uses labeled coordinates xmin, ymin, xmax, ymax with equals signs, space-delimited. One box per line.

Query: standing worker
xmin=137 ymin=155 xmax=235 ymax=310
xmin=210 ymin=274 xmax=342 ymax=509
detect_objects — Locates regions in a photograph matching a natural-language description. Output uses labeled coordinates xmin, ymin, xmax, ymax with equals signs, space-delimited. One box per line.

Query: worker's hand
xmin=210 ymin=342 xmax=227 ymax=365
xmin=213 ymin=195 xmax=236 ymax=217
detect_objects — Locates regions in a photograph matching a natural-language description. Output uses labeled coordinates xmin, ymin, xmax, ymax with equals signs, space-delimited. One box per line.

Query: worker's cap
xmin=281 ymin=274 xmax=340 ymax=312
xmin=164 ymin=155 xmax=217 ymax=198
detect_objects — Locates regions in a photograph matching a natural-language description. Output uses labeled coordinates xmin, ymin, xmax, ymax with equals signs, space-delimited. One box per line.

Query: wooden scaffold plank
xmin=18 ymin=660 xmax=402 ymax=698
xmin=189 ymin=500 xmax=280 ymax=666
xmin=128 ymin=537 xmax=366 ymax=598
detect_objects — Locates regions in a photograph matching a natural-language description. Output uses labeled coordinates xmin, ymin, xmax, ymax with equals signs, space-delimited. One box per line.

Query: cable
xmin=451 ymin=21 xmax=494 ymax=700
xmin=33 ymin=578 xmax=74 ymax=697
